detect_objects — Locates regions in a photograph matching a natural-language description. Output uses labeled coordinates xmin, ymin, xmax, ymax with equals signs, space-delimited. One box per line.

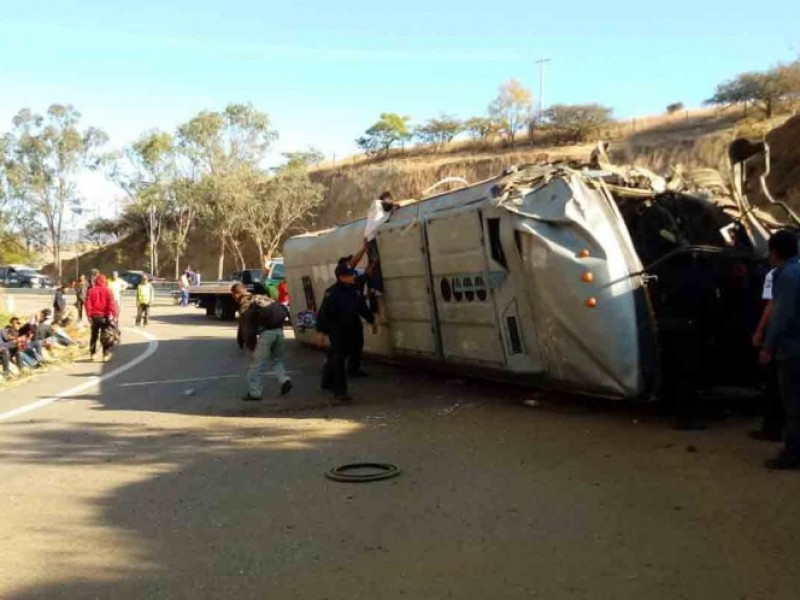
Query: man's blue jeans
xmin=777 ymin=358 xmax=800 ymax=461
xmin=180 ymin=290 xmax=190 ymax=306
xmin=247 ymin=328 xmax=290 ymax=397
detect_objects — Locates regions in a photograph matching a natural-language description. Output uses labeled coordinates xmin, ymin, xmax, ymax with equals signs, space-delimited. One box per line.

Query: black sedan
xmin=0 ymin=266 xmax=52 ymax=288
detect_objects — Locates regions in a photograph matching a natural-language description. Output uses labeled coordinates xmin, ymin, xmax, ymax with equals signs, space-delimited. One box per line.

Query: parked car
xmin=119 ymin=270 xmax=156 ymax=288
xmin=0 ymin=265 xmax=53 ymax=288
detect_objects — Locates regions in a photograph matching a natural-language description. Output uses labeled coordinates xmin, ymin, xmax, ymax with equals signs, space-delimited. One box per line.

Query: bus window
xmin=302 ymin=276 xmax=317 ymax=312
xmin=487 ymin=218 xmax=507 ymax=269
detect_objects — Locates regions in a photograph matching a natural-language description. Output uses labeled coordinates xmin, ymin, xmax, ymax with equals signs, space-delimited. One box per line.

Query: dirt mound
xmin=765 ymin=115 xmax=800 ymax=208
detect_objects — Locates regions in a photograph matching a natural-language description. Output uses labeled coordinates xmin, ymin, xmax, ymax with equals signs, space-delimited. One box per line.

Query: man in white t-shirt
xmin=107 ymin=271 xmax=130 ymax=316
xmin=179 ymin=271 xmax=191 ymax=307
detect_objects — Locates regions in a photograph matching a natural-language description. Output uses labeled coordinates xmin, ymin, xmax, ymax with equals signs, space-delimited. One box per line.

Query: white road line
xmin=0 ymin=327 xmax=159 ymax=423
xmin=118 ymin=374 xmax=240 ymax=387
xmin=118 ymin=371 xmax=301 ymax=388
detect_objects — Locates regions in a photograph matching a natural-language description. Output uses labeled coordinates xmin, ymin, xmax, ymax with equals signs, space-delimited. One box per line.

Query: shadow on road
xmin=4 ymin=306 xmax=795 ymax=599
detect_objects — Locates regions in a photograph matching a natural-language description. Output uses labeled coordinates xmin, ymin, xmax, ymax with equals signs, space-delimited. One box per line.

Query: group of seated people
xmin=1 ymin=309 xmax=79 ymax=380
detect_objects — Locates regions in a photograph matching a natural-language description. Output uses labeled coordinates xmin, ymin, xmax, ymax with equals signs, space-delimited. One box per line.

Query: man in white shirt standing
xmin=179 ymin=271 xmax=191 ymax=307
xmin=107 ymin=271 xmax=130 ymax=316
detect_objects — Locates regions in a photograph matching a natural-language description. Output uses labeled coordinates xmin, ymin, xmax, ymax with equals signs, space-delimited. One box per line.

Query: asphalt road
xmin=1 ymin=293 xmax=799 ymax=599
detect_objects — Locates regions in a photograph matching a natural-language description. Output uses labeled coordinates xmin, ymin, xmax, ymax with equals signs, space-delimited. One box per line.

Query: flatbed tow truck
xmin=185 ymin=259 xmax=284 ymax=320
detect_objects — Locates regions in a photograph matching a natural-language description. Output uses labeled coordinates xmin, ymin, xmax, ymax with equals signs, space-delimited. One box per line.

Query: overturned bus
xmin=283 ymin=140 xmax=799 ymax=401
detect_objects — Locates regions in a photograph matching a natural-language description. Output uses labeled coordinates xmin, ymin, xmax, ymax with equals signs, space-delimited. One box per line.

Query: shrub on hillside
xmin=543 ymin=104 xmax=614 ymax=143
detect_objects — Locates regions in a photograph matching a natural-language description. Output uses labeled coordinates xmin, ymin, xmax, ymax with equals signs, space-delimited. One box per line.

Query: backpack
xmin=249 ymin=295 xmax=287 ymax=331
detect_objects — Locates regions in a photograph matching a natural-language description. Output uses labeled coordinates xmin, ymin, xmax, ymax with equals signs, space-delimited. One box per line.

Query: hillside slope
xmin=71 ymin=111 xmax=795 ymax=280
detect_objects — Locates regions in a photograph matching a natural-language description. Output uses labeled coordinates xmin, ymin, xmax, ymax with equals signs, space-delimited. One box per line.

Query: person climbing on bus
xmin=316 ymin=263 xmax=376 ymax=401
xmin=363 ymin=191 xmax=397 ymax=295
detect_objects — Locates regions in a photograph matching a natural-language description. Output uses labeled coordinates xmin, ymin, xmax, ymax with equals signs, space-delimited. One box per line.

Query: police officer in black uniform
xmin=335 ymin=254 xmax=373 ymax=377
xmin=316 ymin=262 xmax=376 ymax=401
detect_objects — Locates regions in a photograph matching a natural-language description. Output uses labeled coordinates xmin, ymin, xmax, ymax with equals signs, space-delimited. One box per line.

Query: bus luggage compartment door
xmin=426 ymin=209 xmax=506 ymax=366
xmin=377 ymin=219 xmax=438 ymax=357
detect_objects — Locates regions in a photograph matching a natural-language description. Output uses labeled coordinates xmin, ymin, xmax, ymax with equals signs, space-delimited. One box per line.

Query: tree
xmin=543 ymin=104 xmax=614 ymax=142
xmin=356 ymin=113 xmax=412 ymax=156
xmin=242 ymin=165 xmax=325 ymax=261
xmin=162 ymin=175 xmax=202 ymax=280
xmin=177 ymin=103 xmax=277 ymax=279
xmin=2 ymin=105 xmax=107 ymax=280
xmin=86 ymin=216 xmax=124 ymax=245
xmin=706 ymin=72 xmax=762 ymax=115
xmin=706 ymin=61 xmax=800 ymax=117
xmin=463 ymin=117 xmax=502 ymax=142
xmin=488 ymin=79 xmax=533 ymax=145
xmin=414 ymin=115 xmax=463 ymax=150
xmin=281 ymin=147 xmax=325 ymax=169
xmin=107 ymin=130 xmax=177 ymax=275
xmin=666 ymin=102 xmax=685 ymax=114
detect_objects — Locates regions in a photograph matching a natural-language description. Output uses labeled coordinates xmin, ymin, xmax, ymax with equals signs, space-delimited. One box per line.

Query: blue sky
xmin=0 ymin=0 xmax=797 ymax=222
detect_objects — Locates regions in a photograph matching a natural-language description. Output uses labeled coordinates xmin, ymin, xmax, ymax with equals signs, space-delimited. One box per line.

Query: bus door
xmin=376 ymin=218 xmax=439 ymax=358
xmin=425 ymin=208 xmax=506 ymax=366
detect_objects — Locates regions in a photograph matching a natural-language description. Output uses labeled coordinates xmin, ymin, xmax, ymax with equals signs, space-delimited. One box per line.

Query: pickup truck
xmin=187 ymin=259 xmax=285 ymax=320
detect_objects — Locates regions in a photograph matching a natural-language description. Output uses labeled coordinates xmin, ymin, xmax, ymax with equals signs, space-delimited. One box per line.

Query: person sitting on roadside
xmin=135 ymin=275 xmax=155 ymax=327
xmin=231 ymin=282 xmax=292 ymax=401
xmin=0 ymin=326 xmax=18 ymax=379
xmin=37 ymin=309 xmax=76 ymax=348
xmin=85 ymin=274 xmax=118 ymax=362
xmin=14 ymin=322 xmax=46 ymax=368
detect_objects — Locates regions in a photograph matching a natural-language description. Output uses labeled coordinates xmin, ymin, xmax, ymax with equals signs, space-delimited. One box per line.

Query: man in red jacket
xmin=85 ymin=274 xmax=118 ymax=361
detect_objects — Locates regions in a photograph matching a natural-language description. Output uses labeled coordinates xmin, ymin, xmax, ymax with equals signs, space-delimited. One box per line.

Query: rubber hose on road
xmin=325 ymin=463 xmax=401 ymax=483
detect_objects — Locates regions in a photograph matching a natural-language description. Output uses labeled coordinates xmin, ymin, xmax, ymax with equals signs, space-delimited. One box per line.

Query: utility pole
xmin=534 ymin=57 xmax=551 ymax=117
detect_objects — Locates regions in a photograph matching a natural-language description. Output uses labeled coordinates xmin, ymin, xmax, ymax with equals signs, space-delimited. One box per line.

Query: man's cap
xmin=335 ymin=263 xmax=356 ymax=278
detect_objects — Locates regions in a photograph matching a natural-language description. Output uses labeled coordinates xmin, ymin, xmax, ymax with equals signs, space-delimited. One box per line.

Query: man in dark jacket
xmin=75 ymin=275 xmax=88 ymax=321
xmin=336 ymin=251 xmax=374 ymax=377
xmin=1 ymin=327 xmax=18 ymax=378
xmin=53 ymin=284 xmax=68 ymax=323
xmin=761 ymin=230 xmax=800 ymax=470
xmin=232 ymin=283 xmax=293 ymax=400
xmin=316 ymin=263 xmax=376 ymax=401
